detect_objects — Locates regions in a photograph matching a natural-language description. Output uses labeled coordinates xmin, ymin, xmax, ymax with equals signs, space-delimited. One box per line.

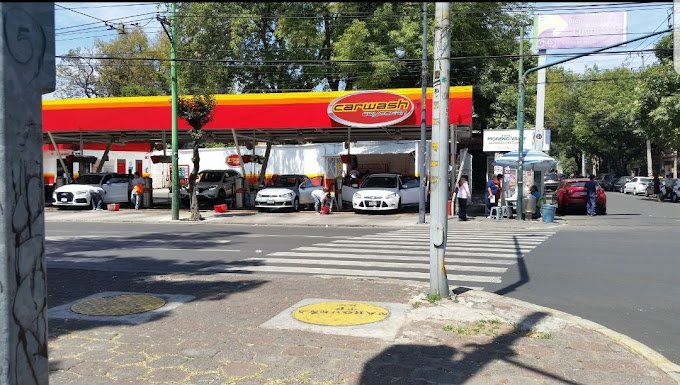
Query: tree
xmin=55 ymin=47 xmax=102 ymax=98
xmin=177 ymin=94 xmax=216 ymax=221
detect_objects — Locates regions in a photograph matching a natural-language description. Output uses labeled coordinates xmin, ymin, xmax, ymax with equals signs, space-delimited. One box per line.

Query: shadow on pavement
xmin=358 ymin=312 xmax=583 ymax=385
xmin=494 ymin=235 xmax=528 ymax=296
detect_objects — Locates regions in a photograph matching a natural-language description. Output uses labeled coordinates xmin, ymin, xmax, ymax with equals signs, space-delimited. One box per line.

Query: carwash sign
xmin=327 ymin=91 xmax=415 ymax=128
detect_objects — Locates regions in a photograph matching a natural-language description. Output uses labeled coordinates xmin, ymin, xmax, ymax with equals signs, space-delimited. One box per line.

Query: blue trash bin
xmin=541 ymin=204 xmax=557 ymax=223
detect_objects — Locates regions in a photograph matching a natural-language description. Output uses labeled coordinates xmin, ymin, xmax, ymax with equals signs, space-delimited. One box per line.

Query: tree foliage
xmin=177 ymin=94 xmax=216 ymax=221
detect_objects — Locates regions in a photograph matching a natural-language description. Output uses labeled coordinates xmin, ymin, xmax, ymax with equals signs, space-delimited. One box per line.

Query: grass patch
xmin=443 ymin=320 xmax=553 ymax=339
xmin=426 ymin=293 xmax=442 ymax=303
xmin=411 ymin=301 xmax=422 ymax=309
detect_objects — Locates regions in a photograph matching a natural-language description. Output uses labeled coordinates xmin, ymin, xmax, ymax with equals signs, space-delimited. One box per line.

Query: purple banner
xmin=535 ymin=12 xmax=627 ymax=50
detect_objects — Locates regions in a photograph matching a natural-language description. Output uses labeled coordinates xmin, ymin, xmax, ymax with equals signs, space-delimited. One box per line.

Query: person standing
xmin=485 ymin=174 xmax=499 ymax=217
xmin=90 ymin=186 xmax=105 ymax=211
xmin=529 ymin=185 xmax=541 ymax=219
xmin=131 ymin=172 xmax=145 ymax=210
xmin=456 ymin=175 xmax=471 ymax=221
xmin=311 ymin=187 xmax=329 ymax=214
xmin=584 ymin=174 xmax=598 ymax=216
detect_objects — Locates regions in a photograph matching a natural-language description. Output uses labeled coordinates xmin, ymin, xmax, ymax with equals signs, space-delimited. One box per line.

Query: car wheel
xmin=644 ymin=189 xmax=650 ymax=197
xmin=672 ymin=193 xmax=679 ymax=203
xmin=293 ymin=197 xmax=300 ymax=212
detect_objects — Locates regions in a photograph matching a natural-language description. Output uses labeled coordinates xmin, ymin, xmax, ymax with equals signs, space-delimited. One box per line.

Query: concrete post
xmin=418 ymin=2 xmax=428 ymax=224
xmin=429 ymin=2 xmax=450 ymax=297
xmin=0 ymin=3 xmax=54 ymax=384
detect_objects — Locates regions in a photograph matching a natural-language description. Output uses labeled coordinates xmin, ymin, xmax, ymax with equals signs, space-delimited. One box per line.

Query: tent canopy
xmin=493 ymin=149 xmax=558 ymax=172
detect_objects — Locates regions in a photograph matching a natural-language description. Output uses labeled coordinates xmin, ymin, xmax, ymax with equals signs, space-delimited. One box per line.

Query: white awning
xmin=331 ymin=141 xmax=417 ymax=156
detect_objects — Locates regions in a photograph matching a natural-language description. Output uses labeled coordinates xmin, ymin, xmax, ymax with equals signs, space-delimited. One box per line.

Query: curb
xmin=470 ymin=290 xmax=680 ymax=384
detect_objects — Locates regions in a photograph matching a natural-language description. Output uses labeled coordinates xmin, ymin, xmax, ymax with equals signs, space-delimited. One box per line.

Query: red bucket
xmin=320 ymin=206 xmax=330 ymax=215
xmin=214 ymin=204 xmax=228 ymax=213
xmin=107 ymin=203 xmax=120 ymax=211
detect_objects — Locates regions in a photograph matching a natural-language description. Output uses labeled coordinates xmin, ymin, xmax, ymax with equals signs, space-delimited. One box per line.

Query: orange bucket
xmin=214 ymin=204 xmax=228 ymax=213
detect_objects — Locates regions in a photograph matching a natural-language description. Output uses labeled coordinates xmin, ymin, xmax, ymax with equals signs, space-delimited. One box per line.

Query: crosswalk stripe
xmin=356 ymin=235 xmax=550 ymax=241
xmin=268 ymin=252 xmax=517 ymax=265
xmin=241 ymin=258 xmax=508 ymax=273
xmin=198 ymin=265 xmax=503 ymax=283
xmin=320 ymin=241 xmax=537 ymax=252
xmin=293 ymin=246 xmax=521 ymax=258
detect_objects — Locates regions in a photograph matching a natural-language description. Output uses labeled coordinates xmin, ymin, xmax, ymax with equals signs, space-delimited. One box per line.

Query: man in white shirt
xmin=311 ymin=187 xmax=329 ymax=214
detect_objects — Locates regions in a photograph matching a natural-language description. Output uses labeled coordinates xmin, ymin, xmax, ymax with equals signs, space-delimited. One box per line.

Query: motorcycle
xmin=657 ymin=183 xmax=677 ymax=202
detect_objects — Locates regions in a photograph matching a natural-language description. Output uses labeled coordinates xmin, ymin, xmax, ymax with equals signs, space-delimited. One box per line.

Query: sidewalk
xmin=47 ymin=270 xmax=680 ymax=385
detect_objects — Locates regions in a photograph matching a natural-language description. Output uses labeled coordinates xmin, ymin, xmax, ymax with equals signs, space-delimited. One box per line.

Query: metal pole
xmin=418 ymin=2 xmax=428 ymax=224
xmin=48 ymin=132 xmax=72 ymax=183
xmin=429 ymin=2 xmax=450 ymax=297
xmin=516 ymin=27 xmax=672 ymax=221
xmin=516 ymin=25 xmax=525 ymax=220
xmin=170 ymin=2 xmax=180 ymax=220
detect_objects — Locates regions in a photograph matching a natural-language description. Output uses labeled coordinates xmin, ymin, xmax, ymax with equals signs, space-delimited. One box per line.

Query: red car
xmin=555 ymin=178 xmax=607 ymax=215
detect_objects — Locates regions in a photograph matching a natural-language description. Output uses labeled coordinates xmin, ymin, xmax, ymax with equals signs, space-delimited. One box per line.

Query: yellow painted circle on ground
xmin=70 ymin=294 xmax=166 ymax=316
xmin=292 ymin=301 xmax=390 ymax=326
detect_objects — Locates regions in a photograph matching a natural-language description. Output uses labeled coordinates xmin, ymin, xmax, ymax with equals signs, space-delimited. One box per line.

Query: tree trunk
xmin=189 ymin=140 xmax=202 ymax=221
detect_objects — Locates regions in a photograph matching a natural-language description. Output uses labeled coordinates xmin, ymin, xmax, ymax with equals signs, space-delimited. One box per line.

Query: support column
xmin=95 ymin=136 xmax=116 ymax=172
xmin=646 ymin=139 xmax=653 ymax=177
xmin=258 ymin=142 xmax=272 ymax=187
xmin=0 ymin=3 xmax=54 ymax=384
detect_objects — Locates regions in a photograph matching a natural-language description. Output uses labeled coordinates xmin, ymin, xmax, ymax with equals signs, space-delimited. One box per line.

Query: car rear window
xmin=566 ymin=182 xmax=586 ymax=188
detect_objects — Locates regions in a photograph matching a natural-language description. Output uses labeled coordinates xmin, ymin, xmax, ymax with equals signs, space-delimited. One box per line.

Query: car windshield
xmin=639 ymin=178 xmax=652 ymax=183
xmin=198 ymin=171 xmax=223 ymax=183
xmin=73 ymin=175 xmax=103 ymax=185
xmin=545 ymin=174 xmax=559 ymax=181
xmin=362 ymin=176 xmax=398 ymax=189
xmin=273 ymin=176 xmax=298 ymax=188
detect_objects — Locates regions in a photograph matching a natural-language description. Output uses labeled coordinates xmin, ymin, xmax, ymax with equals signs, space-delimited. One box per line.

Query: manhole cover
xmin=292 ymin=301 xmax=390 ymax=326
xmin=70 ymin=294 xmax=167 ymax=316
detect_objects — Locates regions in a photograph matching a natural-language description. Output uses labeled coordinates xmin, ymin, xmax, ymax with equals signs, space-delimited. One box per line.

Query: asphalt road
xmin=483 ymin=190 xmax=680 ymax=364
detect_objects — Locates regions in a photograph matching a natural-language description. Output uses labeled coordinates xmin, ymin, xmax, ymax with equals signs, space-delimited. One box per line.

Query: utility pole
xmin=515 ymin=25 xmax=525 ymax=220
xmin=1 ymin=3 xmax=54 ymax=384
xmin=419 ymin=2 xmax=428 ymax=224
xmin=429 ymin=2 xmax=450 ymax=297
xmin=158 ymin=4 xmax=180 ymax=220
xmin=641 ymin=54 xmax=654 ymax=177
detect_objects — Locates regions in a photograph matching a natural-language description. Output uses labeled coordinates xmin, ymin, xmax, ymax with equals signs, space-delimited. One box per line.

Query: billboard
xmin=533 ymin=12 xmax=627 ymax=50
xmin=483 ymin=129 xmax=551 ymax=152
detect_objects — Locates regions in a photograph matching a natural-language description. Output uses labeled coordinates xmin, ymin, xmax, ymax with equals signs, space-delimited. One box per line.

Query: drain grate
xmin=70 ymin=294 xmax=167 ymax=316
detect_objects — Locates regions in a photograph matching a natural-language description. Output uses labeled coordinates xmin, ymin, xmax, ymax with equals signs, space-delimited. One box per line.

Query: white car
xmin=352 ymin=173 xmax=422 ymax=213
xmin=623 ymin=176 xmax=652 ymax=195
xmin=255 ymin=174 xmax=322 ymax=212
xmin=52 ymin=173 xmax=131 ymax=208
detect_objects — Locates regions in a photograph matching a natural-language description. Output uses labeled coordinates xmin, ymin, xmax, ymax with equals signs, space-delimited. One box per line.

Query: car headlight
xmin=385 ymin=193 xmax=397 ymax=199
xmin=353 ymin=192 xmax=362 ymax=200
xmin=283 ymin=192 xmax=293 ymax=199
xmin=208 ymin=185 xmax=218 ymax=190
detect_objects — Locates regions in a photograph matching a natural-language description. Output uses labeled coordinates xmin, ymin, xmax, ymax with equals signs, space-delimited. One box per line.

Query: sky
xmin=49 ymin=2 xmax=675 ymax=99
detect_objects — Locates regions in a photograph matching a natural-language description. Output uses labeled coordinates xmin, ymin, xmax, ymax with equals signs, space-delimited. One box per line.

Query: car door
xmin=398 ymin=176 xmax=420 ymax=205
xmin=104 ymin=175 xmax=129 ymax=203
xmin=298 ymin=177 xmax=318 ymax=205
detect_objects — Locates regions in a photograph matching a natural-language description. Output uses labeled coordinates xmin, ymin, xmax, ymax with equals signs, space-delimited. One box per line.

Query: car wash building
xmin=42 ymin=86 xmax=473 ymax=205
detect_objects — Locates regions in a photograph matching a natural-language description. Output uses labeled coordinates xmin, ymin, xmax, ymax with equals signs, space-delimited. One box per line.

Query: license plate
xmin=579 ymin=192 xmax=587 ymax=196
xmin=60 ymin=198 xmax=67 ymax=202
xmin=267 ymin=200 xmax=274 ymax=204
xmin=368 ymin=201 xmax=376 ymax=207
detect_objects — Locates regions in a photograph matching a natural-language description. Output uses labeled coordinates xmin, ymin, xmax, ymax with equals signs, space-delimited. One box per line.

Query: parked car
xmin=352 ymin=173 xmax=422 ymax=213
xmin=623 ymin=176 xmax=652 ymax=195
xmin=595 ymin=173 xmax=617 ymax=191
xmin=554 ymin=178 xmax=606 ymax=215
xmin=543 ymin=173 xmax=562 ymax=193
xmin=180 ymin=169 xmax=242 ymax=205
xmin=613 ymin=176 xmax=633 ymax=193
xmin=255 ymin=174 xmax=322 ymax=212
xmin=655 ymin=178 xmax=680 ymax=202
xmin=52 ymin=173 xmax=131 ymax=208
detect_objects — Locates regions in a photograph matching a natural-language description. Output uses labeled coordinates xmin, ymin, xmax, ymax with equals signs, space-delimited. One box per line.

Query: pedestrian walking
xmin=585 ymin=174 xmax=598 ymax=216
xmin=90 ymin=186 xmax=105 ymax=210
xmin=131 ymin=172 xmax=145 ymax=210
xmin=485 ymin=174 xmax=499 ymax=217
xmin=311 ymin=187 xmax=329 ymax=214
xmin=456 ymin=175 xmax=471 ymax=221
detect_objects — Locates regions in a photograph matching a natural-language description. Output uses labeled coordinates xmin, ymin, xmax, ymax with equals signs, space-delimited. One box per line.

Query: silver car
xmin=181 ymin=169 xmax=242 ymax=205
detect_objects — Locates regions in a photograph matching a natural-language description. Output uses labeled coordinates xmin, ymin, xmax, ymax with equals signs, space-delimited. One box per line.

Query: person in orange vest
xmin=131 ymin=172 xmax=145 ymax=210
